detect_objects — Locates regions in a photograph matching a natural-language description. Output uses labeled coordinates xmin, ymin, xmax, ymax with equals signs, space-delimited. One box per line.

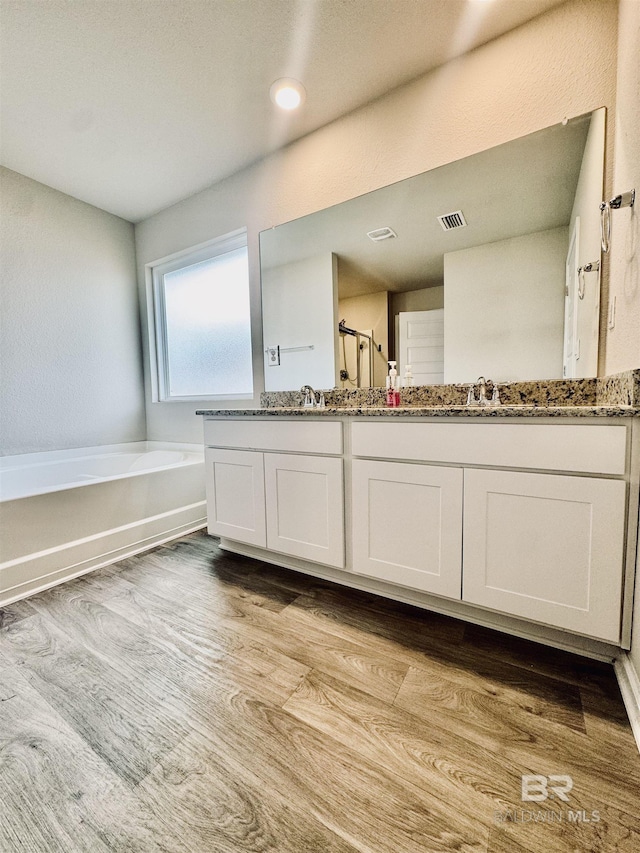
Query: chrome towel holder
xmin=600 ymin=189 xmax=635 ymax=253
xmin=577 ymin=260 xmax=600 ymax=299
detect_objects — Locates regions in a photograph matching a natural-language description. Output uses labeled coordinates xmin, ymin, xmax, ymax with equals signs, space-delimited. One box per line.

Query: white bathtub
xmin=0 ymin=442 xmax=206 ymax=605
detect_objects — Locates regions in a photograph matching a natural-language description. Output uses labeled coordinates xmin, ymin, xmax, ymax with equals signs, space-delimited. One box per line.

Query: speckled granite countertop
xmin=197 ymin=404 xmax=638 ymax=418
xmin=196 ymin=369 xmax=640 ymax=419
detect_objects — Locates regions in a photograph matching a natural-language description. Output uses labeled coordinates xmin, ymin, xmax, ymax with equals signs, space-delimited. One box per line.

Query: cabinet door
xmin=205 ymin=448 xmax=266 ymax=547
xmin=352 ymin=459 xmax=463 ymax=599
xmin=462 ymin=469 xmax=626 ymax=643
xmin=264 ymin=453 xmax=344 ymax=568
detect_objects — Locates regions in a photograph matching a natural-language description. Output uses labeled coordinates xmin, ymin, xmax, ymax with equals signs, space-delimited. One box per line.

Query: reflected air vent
xmin=367 ymin=226 xmax=397 ymax=242
xmin=437 ymin=210 xmax=467 ymax=231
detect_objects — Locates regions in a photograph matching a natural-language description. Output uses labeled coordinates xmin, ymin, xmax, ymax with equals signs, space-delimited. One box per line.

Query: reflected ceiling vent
xmin=367 ymin=226 xmax=397 ymax=242
xmin=437 ymin=210 xmax=467 ymax=231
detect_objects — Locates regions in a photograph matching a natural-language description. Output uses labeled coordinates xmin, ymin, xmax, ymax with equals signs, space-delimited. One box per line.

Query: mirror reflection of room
xmin=260 ymin=108 xmax=605 ymax=391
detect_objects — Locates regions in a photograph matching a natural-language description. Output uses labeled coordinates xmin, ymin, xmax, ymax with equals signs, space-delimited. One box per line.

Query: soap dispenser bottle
xmin=386 ymin=361 xmax=400 ymax=407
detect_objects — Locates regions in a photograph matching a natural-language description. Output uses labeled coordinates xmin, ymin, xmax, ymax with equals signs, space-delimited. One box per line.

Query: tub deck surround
xmin=0 ymin=444 xmax=203 ymax=501
xmin=0 ymin=442 xmax=206 ymax=606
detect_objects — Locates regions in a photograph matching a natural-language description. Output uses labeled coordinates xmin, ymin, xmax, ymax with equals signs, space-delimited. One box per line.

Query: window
xmin=150 ymin=229 xmax=253 ymax=401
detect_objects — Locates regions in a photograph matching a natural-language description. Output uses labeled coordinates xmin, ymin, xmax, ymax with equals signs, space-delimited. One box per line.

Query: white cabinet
xmin=204 ymin=420 xmax=345 ymax=569
xmin=462 ymin=469 xmax=626 ymax=643
xmin=204 ymin=418 xmax=343 ymax=455
xmin=264 ymin=453 xmax=344 ymax=568
xmin=350 ymin=420 xmax=630 ymax=643
xmin=352 ymin=459 xmax=463 ymax=598
xmin=351 ymin=421 xmax=627 ymax=475
xmin=203 ymin=416 xmax=633 ymax=646
xmin=205 ymin=448 xmax=266 ymax=547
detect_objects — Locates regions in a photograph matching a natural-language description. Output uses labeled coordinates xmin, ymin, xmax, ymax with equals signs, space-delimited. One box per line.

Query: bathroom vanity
xmin=198 ymin=383 xmax=640 ymax=658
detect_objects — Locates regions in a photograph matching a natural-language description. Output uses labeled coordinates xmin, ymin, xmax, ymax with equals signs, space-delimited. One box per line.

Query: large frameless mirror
xmin=260 ymin=108 xmax=605 ymax=391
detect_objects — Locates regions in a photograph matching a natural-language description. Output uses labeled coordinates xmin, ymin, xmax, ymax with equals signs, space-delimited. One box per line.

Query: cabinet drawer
xmin=351 ymin=421 xmax=626 ymax=475
xmin=204 ymin=419 xmax=342 ymax=455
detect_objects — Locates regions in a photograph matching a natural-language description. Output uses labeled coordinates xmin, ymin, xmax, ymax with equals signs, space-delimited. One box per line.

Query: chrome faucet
xmin=466 ymin=376 xmax=500 ymax=407
xmin=477 ymin=376 xmax=488 ymax=406
xmin=301 ymin=385 xmax=318 ymax=408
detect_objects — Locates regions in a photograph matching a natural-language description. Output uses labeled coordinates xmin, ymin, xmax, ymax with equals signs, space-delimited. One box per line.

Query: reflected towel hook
xmin=577 ymin=260 xmax=600 ymax=299
xmin=600 ymin=202 xmax=611 ymax=253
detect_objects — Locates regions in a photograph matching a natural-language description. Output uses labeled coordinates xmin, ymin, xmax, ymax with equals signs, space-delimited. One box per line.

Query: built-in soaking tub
xmin=0 ymin=442 xmax=206 ymax=605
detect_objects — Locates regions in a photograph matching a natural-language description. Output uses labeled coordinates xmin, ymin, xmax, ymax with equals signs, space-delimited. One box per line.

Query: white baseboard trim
xmin=1 ymin=503 xmax=207 ymax=606
xmin=614 ymin=653 xmax=640 ymax=754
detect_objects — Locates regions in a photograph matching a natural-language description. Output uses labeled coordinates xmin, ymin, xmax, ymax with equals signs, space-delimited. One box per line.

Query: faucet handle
xmin=491 ymin=383 xmax=501 ymax=406
xmin=466 ymin=384 xmax=478 ymax=406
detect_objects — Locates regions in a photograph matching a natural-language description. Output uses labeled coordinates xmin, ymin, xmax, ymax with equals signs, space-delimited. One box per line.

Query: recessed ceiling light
xmin=270 ymin=78 xmax=306 ymax=111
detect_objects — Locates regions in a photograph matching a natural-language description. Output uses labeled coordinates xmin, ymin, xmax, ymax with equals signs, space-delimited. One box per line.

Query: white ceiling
xmin=0 ymin=0 xmax=566 ymax=222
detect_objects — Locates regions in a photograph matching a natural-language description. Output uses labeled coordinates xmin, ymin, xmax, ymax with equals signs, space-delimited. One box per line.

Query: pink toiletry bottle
xmin=386 ymin=361 xmax=400 ymax=407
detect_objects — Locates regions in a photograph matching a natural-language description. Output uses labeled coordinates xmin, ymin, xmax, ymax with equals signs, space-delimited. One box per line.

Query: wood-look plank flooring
xmin=1 ymin=531 xmax=639 ymax=852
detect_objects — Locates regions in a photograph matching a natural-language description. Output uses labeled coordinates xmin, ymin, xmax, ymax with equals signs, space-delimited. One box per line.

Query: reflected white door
xmin=398 ymin=310 xmax=444 ymax=384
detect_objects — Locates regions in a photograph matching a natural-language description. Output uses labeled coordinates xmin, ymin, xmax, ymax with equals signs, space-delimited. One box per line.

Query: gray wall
xmin=135 ymin=0 xmax=619 ymax=444
xmin=0 ymin=168 xmax=146 ymax=455
xmin=443 ymin=227 xmax=567 ymax=383
xmin=615 ymin=0 xmax=640 ymax=708
xmin=606 ymin=0 xmax=640 ymax=376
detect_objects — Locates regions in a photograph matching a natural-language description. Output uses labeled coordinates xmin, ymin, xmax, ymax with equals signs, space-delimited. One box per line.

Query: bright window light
xmin=151 ymin=231 xmax=253 ymax=400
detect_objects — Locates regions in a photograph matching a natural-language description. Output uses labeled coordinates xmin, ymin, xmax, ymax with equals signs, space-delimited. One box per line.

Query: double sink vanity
xmin=197 ymin=107 xmax=639 ymax=659
xmin=198 ymin=371 xmax=640 ymax=659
